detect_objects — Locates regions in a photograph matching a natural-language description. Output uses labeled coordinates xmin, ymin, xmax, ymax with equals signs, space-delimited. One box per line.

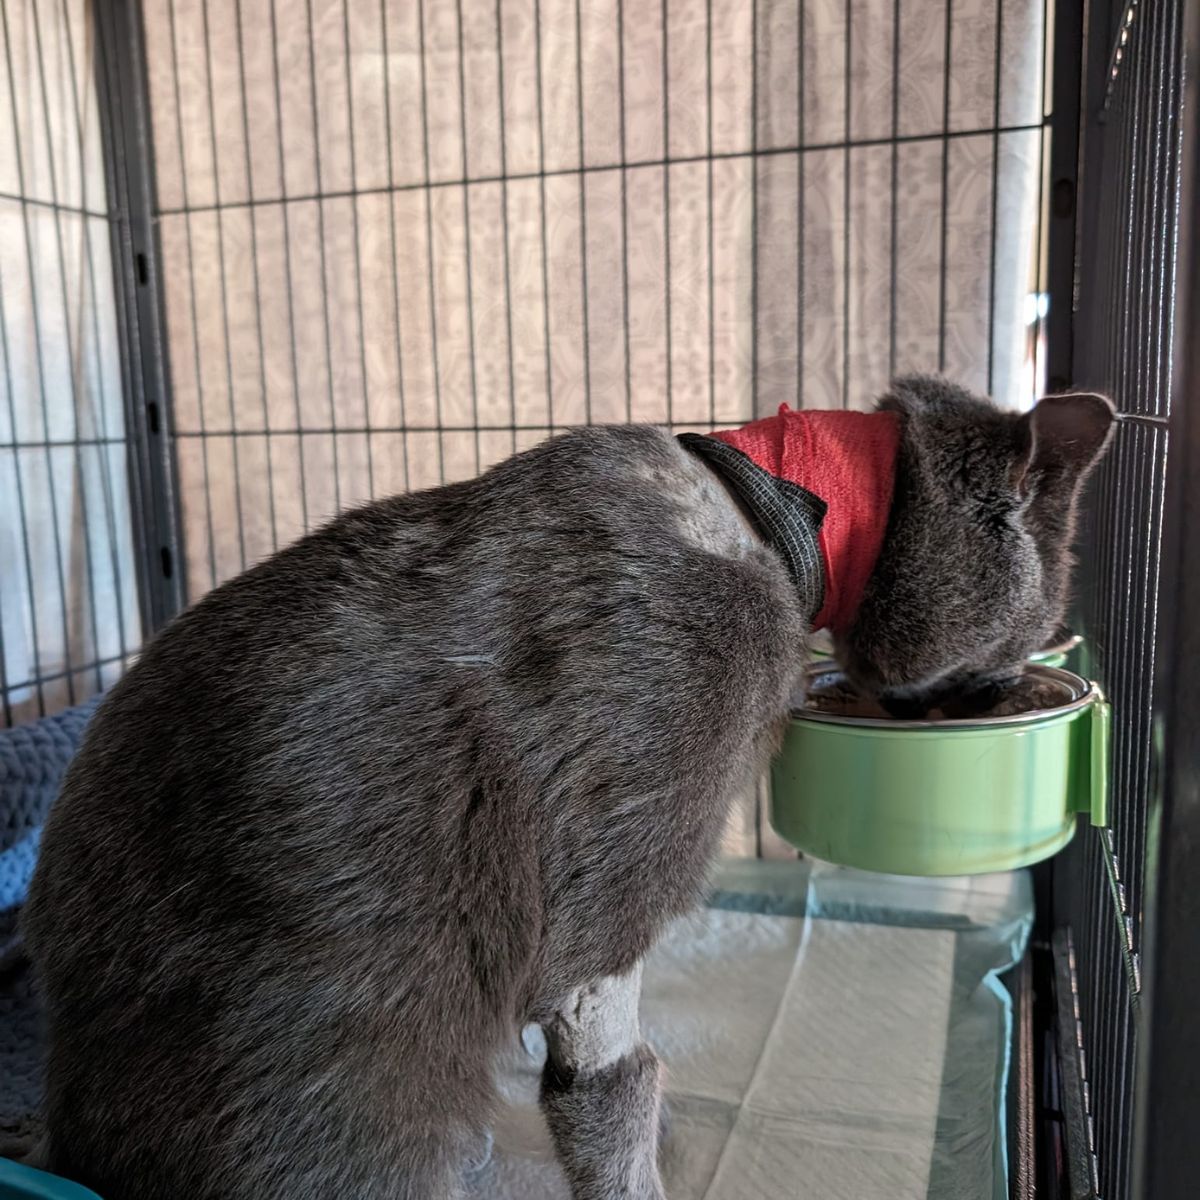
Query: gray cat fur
xmin=840 ymin=376 xmax=1114 ymax=711
xmin=22 ymin=375 xmax=1112 ymax=1199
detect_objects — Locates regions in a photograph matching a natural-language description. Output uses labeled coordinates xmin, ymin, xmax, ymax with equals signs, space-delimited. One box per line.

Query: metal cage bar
xmin=1131 ymin=0 xmax=1200 ymax=1192
xmin=0 ymin=7 xmax=1188 ymax=1191
xmin=92 ymin=0 xmax=185 ymax=632
xmin=1049 ymin=0 xmax=1190 ymax=1196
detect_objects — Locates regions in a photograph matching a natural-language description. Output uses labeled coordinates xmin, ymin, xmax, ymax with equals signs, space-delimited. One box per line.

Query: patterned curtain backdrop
xmin=1 ymin=0 xmax=143 ymax=728
xmin=128 ymin=0 xmax=1050 ymax=855
xmin=142 ymin=0 xmax=1049 ymax=606
xmin=0 ymin=0 xmax=1049 ymax=841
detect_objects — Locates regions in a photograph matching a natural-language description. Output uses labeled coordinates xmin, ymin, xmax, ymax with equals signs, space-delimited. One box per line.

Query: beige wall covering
xmin=138 ymin=0 xmax=1048 ymax=854
xmin=1 ymin=0 xmax=142 ymax=727
xmin=143 ymin=0 xmax=1049 ymax=604
xmin=2 ymin=0 xmax=1048 ymax=858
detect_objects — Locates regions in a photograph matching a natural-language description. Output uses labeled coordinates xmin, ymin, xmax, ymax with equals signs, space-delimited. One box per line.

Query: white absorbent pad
xmin=469 ymin=861 xmax=1032 ymax=1200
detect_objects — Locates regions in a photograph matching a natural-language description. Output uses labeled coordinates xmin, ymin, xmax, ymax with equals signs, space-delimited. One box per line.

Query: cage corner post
xmin=1031 ymin=0 xmax=1088 ymax=937
xmin=1047 ymin=0 xmax=1194 ymax=1194
xmin=1045 ymin=0 xmax=1087 ymax=396
xmin=1133 ymin=0 xmax=1200 ymax=1190
xmin=92 ymin=0 xmax=186 ymax=634
xmin=1027 ymin=0 xmax=1090 ymax=1185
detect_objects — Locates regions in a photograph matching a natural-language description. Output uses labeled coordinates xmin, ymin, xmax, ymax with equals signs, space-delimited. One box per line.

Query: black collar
xmin=677 ymin=433 xmax=828 ymax=624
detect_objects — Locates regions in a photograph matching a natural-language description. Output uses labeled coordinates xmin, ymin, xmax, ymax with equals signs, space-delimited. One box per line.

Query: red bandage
xmin=713 ymin=407 xmax=902 ymax=633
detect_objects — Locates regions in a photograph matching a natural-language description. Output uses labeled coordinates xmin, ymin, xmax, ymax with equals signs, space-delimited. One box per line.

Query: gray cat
xmin=22 ymin=376 xmax=1113 ymax=1199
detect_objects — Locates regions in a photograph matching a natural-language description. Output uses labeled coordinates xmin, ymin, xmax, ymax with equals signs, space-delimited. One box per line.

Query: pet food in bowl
xmin=770 ymin=664 xmax=1109 ymax=876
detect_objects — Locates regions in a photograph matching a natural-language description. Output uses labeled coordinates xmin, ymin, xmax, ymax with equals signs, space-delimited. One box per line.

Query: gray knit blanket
xmin=0 ymin=699 xmax=100 ymax=1138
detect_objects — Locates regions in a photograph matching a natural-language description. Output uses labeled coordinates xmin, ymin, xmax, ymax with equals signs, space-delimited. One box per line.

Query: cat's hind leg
xmin=539 ymin=963 xmax=666 ymax=1200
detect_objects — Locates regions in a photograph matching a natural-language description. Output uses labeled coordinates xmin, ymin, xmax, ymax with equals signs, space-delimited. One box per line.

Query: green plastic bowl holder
xmin=1077 ymin=685 xmax=1111 ymax=828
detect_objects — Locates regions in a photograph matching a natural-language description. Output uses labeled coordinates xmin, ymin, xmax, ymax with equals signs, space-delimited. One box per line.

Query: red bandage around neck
xmin=712 ymin=406 xmax=902 ymax=634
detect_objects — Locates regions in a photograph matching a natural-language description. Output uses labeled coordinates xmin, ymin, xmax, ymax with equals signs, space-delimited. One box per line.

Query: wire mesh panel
xmin=0 ymin=0 xmax=142 ymax=728
xmin=0 ymin=0 xmax=1063 ymax=855
xmin=137 ymin=0 xmax=1053 ymax=611
xmin=1055 ymin=1 xmax=1184 ymax=1196
xmin=116 ymin=0 xmax=1063 ymax=856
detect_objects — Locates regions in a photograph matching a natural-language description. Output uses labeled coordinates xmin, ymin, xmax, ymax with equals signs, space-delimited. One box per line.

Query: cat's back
xmin=27 ymin=422 xmax=798 ymax=959
xmin=22 ymin=424 xmax=806 ymax=1198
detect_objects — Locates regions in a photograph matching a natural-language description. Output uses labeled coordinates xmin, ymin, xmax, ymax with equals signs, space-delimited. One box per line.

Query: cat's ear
xmin=1013 ymin=392 xmax=1115 ymax=497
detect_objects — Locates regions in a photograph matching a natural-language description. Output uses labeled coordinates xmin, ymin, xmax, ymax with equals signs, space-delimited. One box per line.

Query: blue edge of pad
xmin=710 ymin=875 xmax=1028 ymax=1199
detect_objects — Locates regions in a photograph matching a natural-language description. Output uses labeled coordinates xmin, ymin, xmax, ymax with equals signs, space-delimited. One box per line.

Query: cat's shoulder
xmin=509 ymin=425 xmax=760 ymax=559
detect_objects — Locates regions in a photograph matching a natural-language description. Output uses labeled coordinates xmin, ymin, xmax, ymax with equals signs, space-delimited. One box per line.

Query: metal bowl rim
xmin=789 ymin=663 xmax=1100 ymax=730
xmin=1032 ymin=631 xmax=1084 ymax=658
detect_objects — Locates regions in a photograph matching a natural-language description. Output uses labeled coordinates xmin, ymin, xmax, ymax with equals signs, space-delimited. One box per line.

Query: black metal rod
xmin=342 ymin=0 xmax=376 ymax=500
xmin=1134 ymin=0 xmax=1199 ymax=1192
xmin=888 ymin=0 xmax=900 ymax=380
xmin=200 ymin=0 xmax=247 ymax=572
xmin=268 ymin=0 xmax=311 ymax=534
xmin=706 ymin=0 xmax=716 ymax=426
xmin=454 ymin=0 xmax=482 ymax=472
xmin=234 ymin=0 xmax=280 ymax=552
xmin=152 ymin=123 xmax=1051 ymax=218
xmin=750 ymin=0 xmax=760 ymax=855
xmin=1 ymin=0 xmax=78 ymax=707
xmin=165 ymin=0 xmax=218 ymax=590
xmin=1055 ymin=0 xmax=1185 ymax=1194
xmin=27 ymin=0 xmax=107 ymax=694
xmin=0 ymin=259 xmax=45 ymax=720
xmin=750 ymin=0 xmax=759 ymax=413
xmin=841 ymin=1 xmax=852 ymax=408
xmin=494 ymin=0 xmax=517 ymax=455
xmin=533 ymin=0 xmax=554 ymax=434
xmin=0 ymin=582 xmax=11 ymax=725
xmin=985 ymin=0 xmax=1003 ymax=394
xmin=92 ymin=0 xmax=187 ymax=629
xmin=59 ymin=0 xmax=132 ymax=671
xmin=379 ymin=0 xmax=411 ymax=492
xmin=303 ymin=0 xmax=344 ymax=511
xmin=1030 ymin=128 xmax=1046 ymax=405
xmin=415 ymin=0 xmax=446 ymax=482
xmin=173 ymin=422 xmax=740 ymax=438
xmin=3 ymin=652 xmax=131 ymax=697
xmin=936 ymin=0 xmax=953 ymax=374
xmin=620 ymin=0 xmax=633 ymax=425
xmin=0 ymin=189 xmax=107 ymax=218
xmin=660 ymin=0 xmax=671 ymax=428
xmin=576 ymin=0 xmax=593 ymax=425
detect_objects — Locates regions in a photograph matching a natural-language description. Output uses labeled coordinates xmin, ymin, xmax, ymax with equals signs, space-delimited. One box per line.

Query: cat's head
xmin=837 ymin=374 xmax=1115 ymax=717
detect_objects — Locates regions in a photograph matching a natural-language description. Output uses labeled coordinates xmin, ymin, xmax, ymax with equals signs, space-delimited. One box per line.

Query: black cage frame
xmin=1029 ymin=1 xmax=1200 ymax=1198
xmin=66 ymin=1 xmax=1200 ymax=1196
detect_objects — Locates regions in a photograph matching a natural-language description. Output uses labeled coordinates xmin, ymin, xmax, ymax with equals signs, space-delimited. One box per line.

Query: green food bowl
xmin=806 ymin=629 xmax=837 ymax=660
xmin=770 ymin=664 xmax=1109 ymax=876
